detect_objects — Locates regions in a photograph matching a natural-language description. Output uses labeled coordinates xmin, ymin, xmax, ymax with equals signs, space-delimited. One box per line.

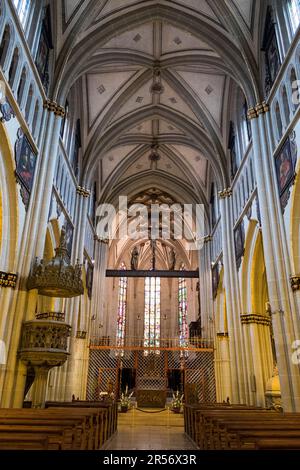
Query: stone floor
xmin=105 ymin=409 xmax=197 ymax=450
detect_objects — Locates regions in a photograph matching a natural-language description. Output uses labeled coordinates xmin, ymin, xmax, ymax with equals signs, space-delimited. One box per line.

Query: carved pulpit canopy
xmin=27 ymin=226 xmax=84 ymax=298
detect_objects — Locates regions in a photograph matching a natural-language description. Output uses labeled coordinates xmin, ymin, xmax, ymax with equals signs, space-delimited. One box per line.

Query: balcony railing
xmin=89 ymin=335 xmax=214 ymax=350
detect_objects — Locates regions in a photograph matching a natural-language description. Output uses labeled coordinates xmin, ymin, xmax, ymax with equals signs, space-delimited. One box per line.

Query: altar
xmin=136 ymin=389 xmax=167 ymax=408
xmin=87 ymin=348 xmax=216 ymax=405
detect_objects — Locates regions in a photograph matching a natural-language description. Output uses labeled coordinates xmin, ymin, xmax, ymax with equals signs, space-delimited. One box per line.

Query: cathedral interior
xmin=0 ymin=0 xmax=300 ymax=452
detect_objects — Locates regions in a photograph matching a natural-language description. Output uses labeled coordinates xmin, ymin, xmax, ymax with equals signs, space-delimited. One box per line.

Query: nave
xmin=104 ymin=409 xmax=196 ymax=451
xmin=0 ymin=0 xmax=300 ymax=454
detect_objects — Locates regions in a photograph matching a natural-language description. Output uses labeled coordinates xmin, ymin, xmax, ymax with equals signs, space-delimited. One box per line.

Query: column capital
xmin=241 ymin=313 xmax=271 ymax=326
xmin=203 ymin=235 xmax=212 ymax=243
xmin=247 ymin=102 xmax=269 ymax=120
xmin=76 ymin=186 xmax=90 ymax=197
xmin=216 ymin=332 xmax=229 ymax=338
xmin=43 ymin=99 xmax=56 ymax=113
xmin=76 ymin=330 xmax=87 ymax=339
xmin=94 ymin=235 xmax=109 ymax=244
xmin=43 ymin=100 xmax=66 ymax=117
xmin=255 ymin=101 xmax=269 ymax=116
xmin=218 ymin=187 xmax=232 ymax=199
xmin=247 ymin=106 xmax=257 ymax=120
xmin=54 ymin=105 xmax=66 ymax=117
xmin=0 ymin=271 xmax=17 ymax=288
xmin=290 ymin=275 xmax=300 ymax=292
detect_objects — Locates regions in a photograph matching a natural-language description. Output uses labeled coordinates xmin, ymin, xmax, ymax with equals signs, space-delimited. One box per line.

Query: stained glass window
xmin=116 ymin=263 xmax=127 ymax=350
xmin=144 ymin=277 xmax=160 ymax=354
xmin=178 ymin=267 xmax=188 ymax=348
xmin=13 ymin=0 xmax=31 ymax=27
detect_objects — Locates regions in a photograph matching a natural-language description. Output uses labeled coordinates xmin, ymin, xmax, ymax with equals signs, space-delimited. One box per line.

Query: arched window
xmin=13 ymin=0 xmax=31 ymax=28
xmin=241 ymin=100 xmax=251 ymax=149
xmin=25 ymin=83 xmax=34 ymax=121
xmin=17 ymin=66 xmax=26 ymax=106
xmin=8 ymin=47 xmax=20 ymax=88
xmin=287 ymin=0 xmax=300 ymax=34
xmin=241 ymin=176 xmax=246 ymax=206
xmin=0 ymin=25 xmax=11 ymax=69
xmin=244 ymin=168 xmax=249 ymax=200
xmin=210 ymin=183 xmax=217 ymax=228
xmin=178 ymin=266 xmax=188 ymax=348
xmin=282 ymin=86 xmax=290 ymax=126
xmin=116 ymin=263 xmax=127 ymax=350
xmin=275 ymin=102 xmax=283 ymax=139
xmin=262 ymin=7 xmax=281 ymax=94
xmin=290 ymin=67 xmax=299 ymax=111
xmin=32 ymin=100 xmax=39 ymax=139
xmin=60 ymin=100 xmax=69 ymax=140
xmin=249 ymin=158 xmax=254 ymax=190
xmin=144 ymin=277 xmax=160 ymax=354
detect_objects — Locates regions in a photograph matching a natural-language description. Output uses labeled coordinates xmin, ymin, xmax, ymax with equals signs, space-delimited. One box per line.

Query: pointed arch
xmin=290 ymin=157 xmax=300 ymax=273
xmin=0 ymin=123 xmax=18 ymax=272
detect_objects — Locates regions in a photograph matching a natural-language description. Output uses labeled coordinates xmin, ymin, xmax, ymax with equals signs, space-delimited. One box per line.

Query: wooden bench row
xmin=184 ymin=404 xmax=300 ymax=450
xmin=45 ymin=400 xmax=118 ymax=442
xmin=0 ymin=401 xmax=118 ymax=450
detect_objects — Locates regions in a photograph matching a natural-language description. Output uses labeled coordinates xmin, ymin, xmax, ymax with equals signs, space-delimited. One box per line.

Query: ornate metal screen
xmin=87 ymin=347 xmax=216 ymax=403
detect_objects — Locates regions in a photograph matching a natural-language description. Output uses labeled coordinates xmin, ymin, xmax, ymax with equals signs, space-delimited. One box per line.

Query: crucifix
xmin=107 ymin=236 xmax=199 ymax=278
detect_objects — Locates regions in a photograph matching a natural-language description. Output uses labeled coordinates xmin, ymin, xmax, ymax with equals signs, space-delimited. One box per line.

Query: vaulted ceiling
xmin=52 ymin=0 xmax=262 ymax=216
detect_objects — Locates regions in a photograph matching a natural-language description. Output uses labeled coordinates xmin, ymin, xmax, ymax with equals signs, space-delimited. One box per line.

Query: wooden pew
xmin=211 ymin=415 xmax=300 ymax=449
xmin=0 ymin=424 xmax=74 ymax=450
xmin=46 ymin=400 xmax=118 ymax=435
xmin=255 ymin=438 xmax=300 ymax=449
xmin=0 ymin=433 xmax=50 ymax=450
xmin=45 ymin=400 xmax=118 ymax=446
xmin=0 ymin=415 xmax=87 ymax=449
xmin=184 ymin=404 xmax=262 ymax=447
xmin=0 ymin=408 xmax=101 ymax=450
xmin=184 ymin=404 xmax=300 ymax=450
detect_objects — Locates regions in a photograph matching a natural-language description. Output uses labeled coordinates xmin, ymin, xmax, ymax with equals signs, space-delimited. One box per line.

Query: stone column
xmin=215 ymin=333 xmax=232 ymax=402
xmin=91 ymin=238 xmax=109 ymax=343
xmin=0 ymin=101 xmax=65 ymax=408
xmin=290 ymin=278 xmax=300 ymax=332
xmin=30 ymin=366 xmax=51 ymax=408
xmin=64 ymin=187 xmax=90 ymax=400
xmin=219 ymin=189 xmax=247 ymax=403
xmin=205 ymin=239 xmax=214 ymax=341
xmin=241 ymin=314 xmax=274 ymax=407
xmin=248 ymin=103 xmax=300 ymax=411
xmin=199 ymin=239 xmax=211 ymax=339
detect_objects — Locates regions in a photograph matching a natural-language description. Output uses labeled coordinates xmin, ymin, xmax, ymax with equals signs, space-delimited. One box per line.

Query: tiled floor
xmin=105 ymin=409 xmax=197 ymax=450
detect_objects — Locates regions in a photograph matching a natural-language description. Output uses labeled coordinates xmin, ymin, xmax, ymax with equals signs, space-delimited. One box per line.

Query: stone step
xmin=118 ymin=409 xmax=184 ymax=427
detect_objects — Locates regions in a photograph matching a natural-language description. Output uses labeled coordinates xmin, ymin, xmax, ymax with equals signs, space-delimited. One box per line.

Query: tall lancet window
xmin=178 ymin=266 xmax=188 ymax=348
xmin=116 ymin=263 xmax=127 ymax=349
xmin=144 ymin=277 xmax=161 ymax=354
xmin=13 ymin=0 xmax=31 ymax=28
xmin=287 ymin=0 xmax=300 ymax=34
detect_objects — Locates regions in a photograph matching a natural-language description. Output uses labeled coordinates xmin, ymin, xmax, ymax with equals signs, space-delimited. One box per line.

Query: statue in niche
xmin=169 ymin=248 xmax=176 ymax=270
xmin=131 ymin=246 xmax=139 ymax=270
xmin=59 ymin=226 xmax=67 ymax=249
